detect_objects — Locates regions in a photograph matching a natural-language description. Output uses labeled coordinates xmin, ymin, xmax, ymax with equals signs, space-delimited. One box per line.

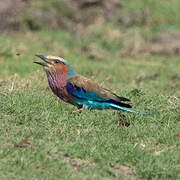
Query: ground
xmin=0 ymin=30 xmax=179 ymax=179
xmin=0 ymin=0 xmax=180 ymax=179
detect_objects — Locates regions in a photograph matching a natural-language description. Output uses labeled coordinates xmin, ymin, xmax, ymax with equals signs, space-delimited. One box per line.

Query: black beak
xmin=34 ymin=61 xmax=46 ymax=66
xmin=34 ymin=54 xmax=50 ymax=66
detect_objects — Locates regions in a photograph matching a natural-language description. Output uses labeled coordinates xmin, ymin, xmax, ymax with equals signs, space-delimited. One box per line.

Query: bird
xmin=34 ymin=55 xmax=139 ymax=113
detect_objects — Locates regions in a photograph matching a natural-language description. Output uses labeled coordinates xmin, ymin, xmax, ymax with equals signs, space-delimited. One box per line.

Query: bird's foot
xmin=117 ymin=111 xmax=126 ymax=118
xmin=71 ymin=108 xmax=83 ymax=113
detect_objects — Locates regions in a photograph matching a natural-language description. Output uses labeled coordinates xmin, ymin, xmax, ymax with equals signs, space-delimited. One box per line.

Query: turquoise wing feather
xmin=65 ymin=75 xmax=138 ymax=113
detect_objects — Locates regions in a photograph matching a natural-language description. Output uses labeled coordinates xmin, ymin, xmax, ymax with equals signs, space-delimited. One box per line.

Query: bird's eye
xmin=54 ymin=60 xmax=59 ymax=64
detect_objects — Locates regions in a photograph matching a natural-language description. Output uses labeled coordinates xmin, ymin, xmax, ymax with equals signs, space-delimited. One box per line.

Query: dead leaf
xmin=117 ymin=113 xmax=130 ymax=127
xmin=14 ymin=139 xmax=32 ymax=148
xmin=14 ymin=136 xmax=32 ymax=148
xmin=117 ymin=119 xmax=130 ymax=127
xmin=174 ymin=134 xmax=180 ymax=140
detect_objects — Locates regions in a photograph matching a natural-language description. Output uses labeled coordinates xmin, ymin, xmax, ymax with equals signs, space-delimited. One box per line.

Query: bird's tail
xmin=111 ymin=104 xmax=179 ymax=116
xmin=110 ymin=103 xmax=146 ymax=114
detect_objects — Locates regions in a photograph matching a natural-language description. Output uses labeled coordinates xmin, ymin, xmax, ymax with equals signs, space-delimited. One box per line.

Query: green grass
xmin=13 ymin=0 xmax=180 ymax=36
xmin=118 ymin=0 xmax=180 ymax=32
xmin=1 ymin=0 xmax=180 ymax=178
xmin=0 ymin=30 xmax=179 ymax=179
xmin=1 ymin=0 xmax=180 ymax=179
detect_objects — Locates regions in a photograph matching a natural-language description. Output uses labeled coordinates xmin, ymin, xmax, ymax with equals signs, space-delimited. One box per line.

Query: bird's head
xmin=34 ymin=55 xmax=76 ymax=78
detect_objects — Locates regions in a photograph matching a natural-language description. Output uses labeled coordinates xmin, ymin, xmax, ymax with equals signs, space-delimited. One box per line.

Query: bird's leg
xmin=117 ymin=111 xmax=120 ymax=116
xmin=117 ymin=111 xmax=126 ymax=119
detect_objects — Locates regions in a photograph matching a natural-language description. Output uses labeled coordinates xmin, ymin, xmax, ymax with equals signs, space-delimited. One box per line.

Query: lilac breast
xmin=47 ymin=71 xmax=70 ymax=102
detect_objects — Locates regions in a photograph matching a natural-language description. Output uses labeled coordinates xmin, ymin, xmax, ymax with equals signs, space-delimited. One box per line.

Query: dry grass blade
xmin=110 ymin=164 xmax=135 ymax=179
xmin=47 ymin=154 xmax=95 ymax=171
xmin=154 ymin=146 xmax=176 ymax=156
xmin=14 ymin=136 xmax=32 ymax=148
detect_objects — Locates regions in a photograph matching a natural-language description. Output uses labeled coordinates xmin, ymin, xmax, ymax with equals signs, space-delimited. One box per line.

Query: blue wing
xmin=65 ymin=82 xmax=132 ymax=109
xmin=66 ymin=82 xmax=104 ymax=101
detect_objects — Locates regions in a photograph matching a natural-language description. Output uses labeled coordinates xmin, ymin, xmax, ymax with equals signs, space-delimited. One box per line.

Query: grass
xmin=0 ymin=29 xmax=179 ymax=179
xmin=118 ymin=0 xmax=180 ymax=32
xmin=1 ymin=0 xmax=180 ymax=176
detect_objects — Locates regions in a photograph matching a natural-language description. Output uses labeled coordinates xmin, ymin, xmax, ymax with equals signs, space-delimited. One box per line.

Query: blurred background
xmin=0 ymin=0 xmax=180 ymax=78
xmin=1 ymin=0 xmax=180 ymax=54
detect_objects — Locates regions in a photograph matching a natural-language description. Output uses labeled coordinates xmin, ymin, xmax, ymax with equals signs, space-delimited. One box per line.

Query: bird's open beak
xmin=34 ymin=54 xmax=50 ymax=66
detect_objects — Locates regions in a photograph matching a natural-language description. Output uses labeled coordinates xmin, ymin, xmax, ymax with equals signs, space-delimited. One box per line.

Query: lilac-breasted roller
xmin=34 ymin=55 xmax=138 ymax=113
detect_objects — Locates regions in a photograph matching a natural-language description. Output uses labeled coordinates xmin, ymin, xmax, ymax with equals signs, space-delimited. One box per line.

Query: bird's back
xmin=66 ymin=75 xmax=132 ymax=110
